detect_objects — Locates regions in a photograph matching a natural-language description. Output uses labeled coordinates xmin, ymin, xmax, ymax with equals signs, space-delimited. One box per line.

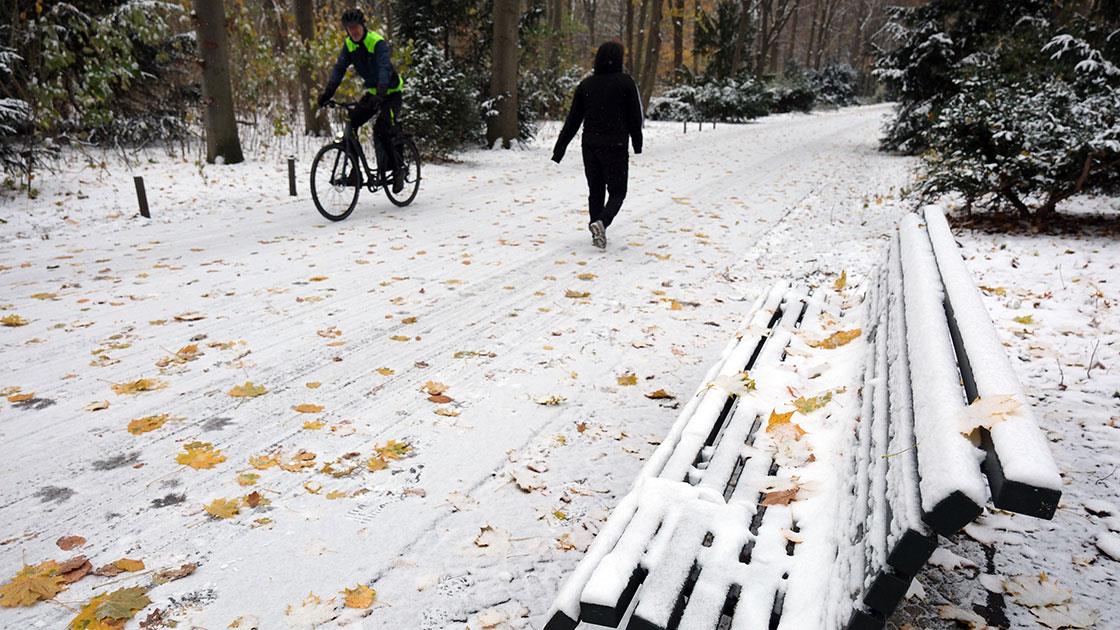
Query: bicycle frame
xmin=330 ymin=101 xmax=403 ymax=192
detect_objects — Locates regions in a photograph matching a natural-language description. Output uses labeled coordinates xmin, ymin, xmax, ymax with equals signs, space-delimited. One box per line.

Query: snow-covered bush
xmin=808 ymin=64 xmax=858 ymax=107
xmin=918 ymin=21 xmax=1120 ymax=217
xmin=649 ymin=76 xmax=772 ymax=122
xmin=398 ymin=41 xmax=487 ymax=158
xmin=767 ymin=70 xmax=817 ymax=113
xmin=0 ymin=46 xmax=31 ymax=176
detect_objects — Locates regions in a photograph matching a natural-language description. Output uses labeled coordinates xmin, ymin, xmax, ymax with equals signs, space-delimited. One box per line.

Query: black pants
xmin=582 ymin=145 xmax=629 ymax=228
xmin=349 ymin=91 xmax=402 ymax=173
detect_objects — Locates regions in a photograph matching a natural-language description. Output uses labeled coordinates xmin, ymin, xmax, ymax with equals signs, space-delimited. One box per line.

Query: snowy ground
xmin=0 ymin=104 xmax=1115 ymax=629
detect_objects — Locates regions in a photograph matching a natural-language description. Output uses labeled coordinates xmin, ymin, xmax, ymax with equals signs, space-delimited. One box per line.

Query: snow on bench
xmin=544 ymin=210 xmax=1062 ymax=630
xmin=546 ymin=284 xmax=865 ymax=630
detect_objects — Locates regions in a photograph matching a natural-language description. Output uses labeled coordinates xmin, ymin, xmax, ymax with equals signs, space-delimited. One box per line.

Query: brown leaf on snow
xmin=228 ymin=380 xmax=267 ymax=398
xmin=807 ymin=329 xmax=862 ymax=349
xmin=761 ymin=486 xmax=801 ymax=506
xmin=645 ymin=389 xmax=675 ymax=400
xmin=152 ymin=563 xmax=197 ymax=585
xmin=84 ymin=400 xmax=110 ymax=411
xmin=292 ymin=403 xmax=324 ymax=414
xmin=111 ymin=378 xmax=167 ymax=395
xmin=57 ymin=556 xmax=91 ymax=585
xmin=57 ymin=535 xmax=86 ymax=551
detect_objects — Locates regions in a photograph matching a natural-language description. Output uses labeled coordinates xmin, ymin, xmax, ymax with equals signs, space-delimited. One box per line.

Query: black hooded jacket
xmin=553 ymin=43 xmax=644 ymax=159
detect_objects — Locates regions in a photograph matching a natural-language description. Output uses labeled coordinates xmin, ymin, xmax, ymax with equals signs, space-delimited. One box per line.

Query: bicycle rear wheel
xmin=310 ymin=143 xmax=361 ymax=221
xmin=384 ymin=137 xmax=421 ymax=207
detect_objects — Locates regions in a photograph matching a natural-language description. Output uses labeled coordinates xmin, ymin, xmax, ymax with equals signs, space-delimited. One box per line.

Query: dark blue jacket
xmin=324 ymin=30 xmax=403 ymax=99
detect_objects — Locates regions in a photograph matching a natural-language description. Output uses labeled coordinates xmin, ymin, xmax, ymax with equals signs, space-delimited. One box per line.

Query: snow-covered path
xmin=0 ymin=105 xmax=913 ymax=628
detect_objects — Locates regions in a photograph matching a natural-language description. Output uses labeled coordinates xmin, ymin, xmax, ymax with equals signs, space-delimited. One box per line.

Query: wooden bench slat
xmin=922 ymin=206 xmax=1062 ymax=519
xmin=898 ymin=214 xmax=987 ymax=535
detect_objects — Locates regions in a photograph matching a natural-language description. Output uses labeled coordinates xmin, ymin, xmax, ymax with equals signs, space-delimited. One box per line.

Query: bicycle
xmin=309 ymin=100 xmax=422 ymax=221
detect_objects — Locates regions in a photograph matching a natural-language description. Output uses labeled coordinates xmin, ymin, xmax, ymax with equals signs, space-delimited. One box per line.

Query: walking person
xmin=552 ymin=41 xmax=644 ymax=249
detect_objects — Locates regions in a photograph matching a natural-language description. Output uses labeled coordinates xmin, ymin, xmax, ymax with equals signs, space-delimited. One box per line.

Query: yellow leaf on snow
xmin=228 ymin=381 xmax=267 ymax=398
xmin=205 ymin=498 xmax=241 ymax=519
xmin=617 ymin=373 xmax=638 ymax=386
xmin=367 ymin=456 xmax=388 ymax=472
xmin=84 ymin=400 xmax=110 ymax=411
xmin=292 ymin=403 xmax=324 ymax=414
xmin=565 ymin=289 xmax=590 ymax=299
xmin=7 ymin=392 xmax=34 ymax=403
xmin=0 ymin=561 xmax=65 ymax=607
xmin=305 ymin=381 xmax=321 ymax=389
xmin=958 ymin=395 xmax=1022 ymax=435
xmin=112 ymin=558 xmax=145 ymax=573
xmin=309 ymin=275 xmax=328 ymax=282
xmin=423 ymin=381 xmax=449 ymax=396
xmin=375 ymin=367 xmax=395 ymax=376
xmin=808 ymin=329 xmax=862 ymax=349
xmin=434 ymin=407 xmax=460 ymax=417
xmin=645 ymin=389 xmax=675 ymax=400
xmin=389 ymin=335 xmax=411 ymax=342
xmin=577 ymin=273 xmax=597 ymax=281
xmin=1013 ymin=315 xmax=1034 ymax=325
xmin=1 ymin=314 xmax=30 ymax=327
xmin=127 ymin=414 xmax=170 ymax=435
xmin=175 ymin=442 xmax=225 ymax=469
xmin=834 ymin=270 xmax=847 ymax=291
xmin=29 ymin=293 xmax=57 ymax=301
xmin=536 ymin=395 xmax=566 ymax=406
xmin=302 ymin=419 xmax=326 ymax=430
xmin=375 ymin=440 xmax=412 ymax=461
xmin=342 ymin=585 xmax=377 ymax=609
xmin=249 ymin=451 xmax=280 ymax=470
xmin=237 ymin=472 xmax=259 ymax=486
xmin=111 ymin=378 xmax=166 ymax=395
xmin=766 ymin=409 xmax=795 ymax=431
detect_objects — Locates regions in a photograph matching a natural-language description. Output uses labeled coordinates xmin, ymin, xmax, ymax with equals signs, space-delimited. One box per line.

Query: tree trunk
xmin=193 ymin=0 xmax=244 ymax=164
xmin=672 ymin=0 xmax=684 ymax=77
xmin=294 ymin=0 xmax=326 ymax=136
xmin=784 ymin=0 xmax=800 ymax=70
xmin=625 ymin=0 xmax=635 ymax=72
xmin=755 ymin=0 xmax=770 ymax=74
xmin=638 ymin=0 xmax=664 ymax=108
xmin=805 ymin=0 xmax=820 ymax=67
xmin=634 ymin=0 xmax=650 ymax=79
xmin=729 ymin=0 xmax=752 ymax=78
xmin=487 ymin=0 xmax=520 ymax=149
xmin=547 ymin=0 xmax=564 ymax=62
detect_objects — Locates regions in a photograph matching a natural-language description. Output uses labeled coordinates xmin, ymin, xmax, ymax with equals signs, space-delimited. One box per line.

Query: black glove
xmin=317 ymin=92 xmax=331 ymax=108
xmin=551 ymin=148 xmax=564 ymax=164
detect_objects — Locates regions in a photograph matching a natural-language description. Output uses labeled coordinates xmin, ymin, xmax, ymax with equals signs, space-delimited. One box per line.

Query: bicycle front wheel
xmin=384 ymin=137 xmax=421 ymax=207
xmin=310 ymin=143 xmax=361 ymax=221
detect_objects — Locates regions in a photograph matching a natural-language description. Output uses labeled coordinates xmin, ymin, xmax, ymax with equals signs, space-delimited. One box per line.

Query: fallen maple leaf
xmin=959 ymin=395 xmax=1022 ymax=435
xmin=342 ymin=585 xmax=377 ymax=609
xmin=175 ymin=442 xmax=226 ymax=469
xmin=434 ymin=407 xmax=460 ymax=417
xmin=1 ymin=314 xmax=29 ymax=327
xmin=84 ymin=401 xmax=109 ymax=412
xmin=793 ymin=391 xmax=834 ymax=415
xmin=248 ymin=451 xmax=280 ymax=470
xmin=761 ymin=486 xmax=800 ymax=506
xmin=423 ymin=381 xmax=449 ymax=395
xmin=428 ymin=394 xmax=453 ymax=404
xmin=375 ymin=367 xmax=395 ymax=376
xmin=7 ymin=392 xmax=33 ymax=403
xmin=808 ymin=329 xmax=862 ymax=349
xmin=564 ymin=289 xmax=590 ymax=299
xmin=204 ymin=498 xmax=241 ymax=519
xmin=305 ymin=381 xmax=321 ymax=389
xmin=127 ymin=414 xmax=170 ymax=435
xmin=367 ymin=456 xmax=388 ymax=472
xmin=95 ymin=586 xmax=151 ymax=622
xmin=1013 ymin=315 xmax=1034 ymax=325
xmin=57 ymin=536 xmax=86 ymax=551
xmin=577 ymin=273 xmax=597 ymax=280
xmin=645 ymin=389 xmax=675 ymax=400
xmin=302 ymin=419 xmax=325 ymax=430
xmin=228 ymin=381 xmax=266 ymax=398
xmin=0 ymin=561 xmax=64 ymax=607
xmin=536 ymin=395 xmax=566 ymax=406
xmin=767 ymin=409 xmax=795 ymax=431
xmin=617 ymin=373 xmax=638 ymax=386
xmin=292 ymin=403 xmax=324 ymax=414
xmin=237 ymin=472 xmax=259 ymax=486
xmin=111 ymin=378 xmax=166 ymax=395
xmin=834 ymin=270 xmax=847 ymax=291
xmin=57 ymin=556 xmax=91 ymax=585
xmin=279 ymin=450 xmax=317 ymax=472
xmin=173 ymin=311 xmax=206 ymax=321
xmin=152 ymin=563 xmax=196 ymax=585
xmin=375 ymin=440 xmax=412 ymax=460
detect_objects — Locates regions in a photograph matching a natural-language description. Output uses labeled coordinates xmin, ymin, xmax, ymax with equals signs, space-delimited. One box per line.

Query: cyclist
xmin=317 ymin=8 xmax=405 ymax=193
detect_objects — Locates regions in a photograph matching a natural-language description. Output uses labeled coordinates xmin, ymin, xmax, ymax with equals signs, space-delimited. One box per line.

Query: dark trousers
xmin=582 ymin=145 xmax=629 ymax=228
xmin=349 ymin=91 xmax=402 ymax=173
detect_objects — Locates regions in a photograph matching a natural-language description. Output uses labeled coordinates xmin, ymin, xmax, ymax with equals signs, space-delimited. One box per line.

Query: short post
xmin=683 ymin=120 xmax=687 ymax=134
xmin=287 ymin=156 xmax=297 ymax=196
xmin=133 ymin=176 xmax=150 ymax=219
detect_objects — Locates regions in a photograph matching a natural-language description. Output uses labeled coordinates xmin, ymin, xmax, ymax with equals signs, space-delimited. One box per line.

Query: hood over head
xmin=594 ymin=41 xmax=624 ymax=74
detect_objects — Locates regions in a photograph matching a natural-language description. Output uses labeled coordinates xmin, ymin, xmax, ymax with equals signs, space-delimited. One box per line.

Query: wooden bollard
xmin=288 ymin=156 xmax=297 ymax=196
xmin=683 ymin=120 xmax=687 ymax=134
xmin=133 ymin=176 xmax=150 ymax=218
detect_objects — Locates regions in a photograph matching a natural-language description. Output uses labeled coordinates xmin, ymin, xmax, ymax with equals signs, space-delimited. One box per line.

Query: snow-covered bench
xmin=544 ymin=208 xmax=1062 ymax=630
xmin=545 ymin=284 xmax=847 ymax=630
xmin=840 ymin=207 xmax=1063 ymax=629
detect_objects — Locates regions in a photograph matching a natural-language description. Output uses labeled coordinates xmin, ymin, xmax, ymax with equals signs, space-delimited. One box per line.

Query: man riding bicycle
xmin=317 ymin=8 xmax=405 ymax=193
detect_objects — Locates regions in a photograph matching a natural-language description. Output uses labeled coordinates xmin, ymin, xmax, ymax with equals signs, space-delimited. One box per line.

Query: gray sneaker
xmin=589 ymin=220 xmax=606 ymax=249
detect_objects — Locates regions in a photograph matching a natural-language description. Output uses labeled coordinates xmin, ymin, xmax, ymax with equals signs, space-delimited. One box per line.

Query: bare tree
xmin=729 ymin=0 xmax=752 ymax=77
xmin=193 ymin=0 xmax=244 ymax=164
xmin=672 ymin=0 xmax=685 ymax=76
xmin=637 ymin=0 xmax=664 ymax=107
xmin=754 ymin=0 xmax=798 ymax=74
xmin=294 ymin=0 xmax=327 ymax=136
xmin=487 ymin=0 xmax=520 ymax=149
